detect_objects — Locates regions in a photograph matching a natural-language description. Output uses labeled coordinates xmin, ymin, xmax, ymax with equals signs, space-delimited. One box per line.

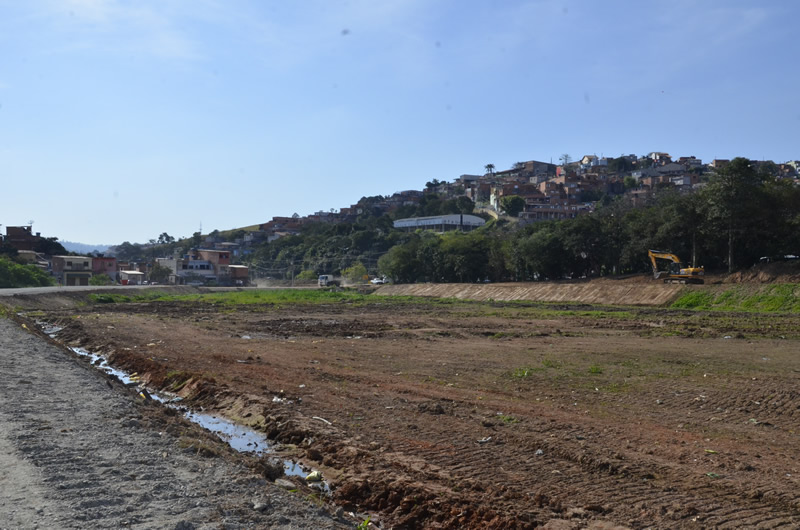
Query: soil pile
xmin=723 ymin=260 xmax=800 ymax=283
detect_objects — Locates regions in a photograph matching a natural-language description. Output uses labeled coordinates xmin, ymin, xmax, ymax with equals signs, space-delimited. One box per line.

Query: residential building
xmin=119 ymin=270 xmax=145 ymax=285
xmin=92 ymin=256 xmax=117 ymax=282
xmin=51 ymin=255 xmax=93 ymax=286
xmin=196 ymin=249 xmax=231 ymax=280
xmin=518 ymin=193 xmax=591 ymax=223
xmin=647 ymin=152 xmax=672 ymax=164
xmin=4 ymin=226 xmax=41 ymax=252
xmin=677 ymin=156 xmax=703 ymax=168
xmin=228 ymin=265 xmax=250 ymax=286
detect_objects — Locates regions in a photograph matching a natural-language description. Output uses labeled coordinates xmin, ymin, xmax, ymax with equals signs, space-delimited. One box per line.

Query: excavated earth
xmin=4 ymin=282 xmax=800 ymax=529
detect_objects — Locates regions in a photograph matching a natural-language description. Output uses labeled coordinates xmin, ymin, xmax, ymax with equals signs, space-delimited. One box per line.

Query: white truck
xmin=318 ymin=274 xmax=340 ymax=287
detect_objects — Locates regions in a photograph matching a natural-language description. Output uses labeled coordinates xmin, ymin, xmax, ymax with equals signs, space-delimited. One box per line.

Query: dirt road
xmin=0 ymin=317 xmax=347 ymax=529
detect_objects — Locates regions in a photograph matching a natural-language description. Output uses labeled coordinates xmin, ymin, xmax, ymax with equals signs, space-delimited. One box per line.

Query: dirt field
xmin=7 ymin=283 xmax=800 ymax=529
xmin=0 ymin=316 xmax=347 ymax=529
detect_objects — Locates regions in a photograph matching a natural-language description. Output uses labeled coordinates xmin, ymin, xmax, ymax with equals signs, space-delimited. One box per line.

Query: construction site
xmin=3 ymin=266 xmax=800 ymax=529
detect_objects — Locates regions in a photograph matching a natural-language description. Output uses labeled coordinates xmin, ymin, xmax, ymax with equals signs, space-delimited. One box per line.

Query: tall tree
xmin=484 ymin=163 xmax=495 ymax=176
xmin=500 ymin=195 xmax=526 ymax=217
xmin=702 ymin=157 xmax=767 ymax=272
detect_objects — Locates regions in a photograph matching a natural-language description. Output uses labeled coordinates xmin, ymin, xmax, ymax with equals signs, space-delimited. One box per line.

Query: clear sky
xmin=1 ymin=0 xmax=798 ymax=245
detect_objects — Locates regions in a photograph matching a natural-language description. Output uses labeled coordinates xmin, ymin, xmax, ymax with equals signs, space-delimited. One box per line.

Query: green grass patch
xmin=541 ymin=358 xmax=561 ymax=369
xmin=671 ymin=284 xmax=800 ymax=313
xmin=511 ymin=366 xmax=538 ymax=378
xmin=588 ymin=364 xmax=604 ymax=375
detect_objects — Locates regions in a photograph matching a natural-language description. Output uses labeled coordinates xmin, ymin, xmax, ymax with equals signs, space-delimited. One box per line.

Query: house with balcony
xmin=51 ymin=255 xmax=93 ymax=286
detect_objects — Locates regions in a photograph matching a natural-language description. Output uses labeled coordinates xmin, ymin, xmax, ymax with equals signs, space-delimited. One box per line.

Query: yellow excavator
xmin=648 ymin=250 xmax=704 ymax=284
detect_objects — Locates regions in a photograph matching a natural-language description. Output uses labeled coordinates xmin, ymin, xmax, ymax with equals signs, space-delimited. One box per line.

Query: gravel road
xmin=0 ymin=317 xmax=348 ymax=529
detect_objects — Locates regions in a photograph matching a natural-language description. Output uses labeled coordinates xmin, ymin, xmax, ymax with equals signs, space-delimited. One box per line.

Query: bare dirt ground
xmin=0 ymin=316 xmax=348 ymax=529
xmin=5 ymin=282 xmax=800 ymax=529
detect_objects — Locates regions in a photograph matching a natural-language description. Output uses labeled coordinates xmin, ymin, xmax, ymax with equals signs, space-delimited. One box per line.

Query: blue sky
xmin=1 ymin=0 xmax=798 ymax=245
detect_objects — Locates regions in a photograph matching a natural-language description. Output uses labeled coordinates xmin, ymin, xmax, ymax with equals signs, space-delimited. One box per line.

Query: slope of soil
xmin=375 ymin=281 xmax=685 ymax=306
xmin=11 ymin=290 xmax=800 ymax=529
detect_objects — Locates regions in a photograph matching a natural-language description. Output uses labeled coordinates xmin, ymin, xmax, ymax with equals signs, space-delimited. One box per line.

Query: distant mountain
xmin=60 ymin=241 xmax=111 ymax=255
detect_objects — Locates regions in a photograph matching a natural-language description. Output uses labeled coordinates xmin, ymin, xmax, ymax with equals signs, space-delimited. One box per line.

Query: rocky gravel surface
xmin=0 ymin=318 xmax=348 ymax=530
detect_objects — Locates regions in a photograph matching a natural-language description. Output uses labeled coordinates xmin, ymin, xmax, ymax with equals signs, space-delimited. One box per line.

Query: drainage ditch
xmin=36 ymin=319 xmax=331 ymax=494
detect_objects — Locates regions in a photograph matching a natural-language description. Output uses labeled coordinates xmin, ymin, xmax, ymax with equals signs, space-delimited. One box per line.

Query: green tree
xmin=454 ymin=196 xmax=475 ymax=214
xmin=110 ymin=241 xmax=144 ymax=261
xmin=702 ymin=157 xmax=767 ymax=272
xmin=0 ymin=257 xmax=55 ymax=288
xmin=157 ymin=232 xmax=175 ymax=245
xmin=34 ymin=237 xmax=67 ymax=256
xmin=484 ymin=163 xmax=495 ymax=175
xmin=608 ymin=156 xmax=634 ymax=173
xmin=623 ymin=175 xmax=638 ymax=190
xmin=500 ymin=195 xmax=526 ymax=217
xmin=0 ymin=242 xmax=19 ymax=258
xmin=296 ymin=270 xmax=318 ymax=280
xmin=342 ymin=261 xmax=368 ymax=283
xmin=378 ymin=237 xmax=421 ymax=283
xmin=149 ymin=263 xmax=172 ymax=284
xmin=425 ymin=179 xmax=441 ymax=190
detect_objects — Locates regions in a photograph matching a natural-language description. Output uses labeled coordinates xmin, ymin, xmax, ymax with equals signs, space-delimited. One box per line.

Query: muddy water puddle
xmin=38 ymin=320 xmax=329 ymax=492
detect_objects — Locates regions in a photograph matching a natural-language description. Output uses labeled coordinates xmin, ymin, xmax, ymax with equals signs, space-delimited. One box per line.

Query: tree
xmin=484 ymin=163 xmax=495 ymax=176
xmin=500 ymin=195 xmax=526 ymax=217
xmin=296 ymin=270 xmax=318 ymax=280
xmin=342 ymin=261 xmax=368 ymax=283
xmin=34 ymin=237 xmax=67 ymax=256
xmin=149 ymin=263 xmax=172 ymax=284
xmin=623 ymin=175 xmax=638 ymax=190
xmin=157 ymin=232 xmax=175 ymax=245
xmin=608 ymin=156 xmax=634 ymax=173
xmin=425 ymin=179 xmax=441 ymax=190
xmin=109 ymin=241 xmax=144 ymax=262
xmin=559 ymin=154 xmax=572 ymax=166
xmin=702 ymin=157 xmax=767 ymax=272
xmin=454 ymin=196 xmax=475 ymax=214
xmin=378 ymin=239 xmax=421 ymax=283
xmin=0 ymin=256 xmax=55 ymax=288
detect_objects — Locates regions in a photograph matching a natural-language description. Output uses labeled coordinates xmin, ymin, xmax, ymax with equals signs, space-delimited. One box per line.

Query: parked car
xmin=370 ymin=276 xmax=387 ymax=285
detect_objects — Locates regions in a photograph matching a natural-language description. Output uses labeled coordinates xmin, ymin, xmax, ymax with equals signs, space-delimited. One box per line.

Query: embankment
xmin=375 ymin=281 xmax=686 ymax=306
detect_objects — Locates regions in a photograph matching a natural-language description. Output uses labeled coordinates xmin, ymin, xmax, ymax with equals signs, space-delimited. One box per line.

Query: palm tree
xmin=484 ymin=163 xmax=495 ymax=176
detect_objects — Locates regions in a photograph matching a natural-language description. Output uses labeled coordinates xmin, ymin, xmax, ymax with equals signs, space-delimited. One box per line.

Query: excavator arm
xmin=647 ymin=250 xmax=704 ymax=284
